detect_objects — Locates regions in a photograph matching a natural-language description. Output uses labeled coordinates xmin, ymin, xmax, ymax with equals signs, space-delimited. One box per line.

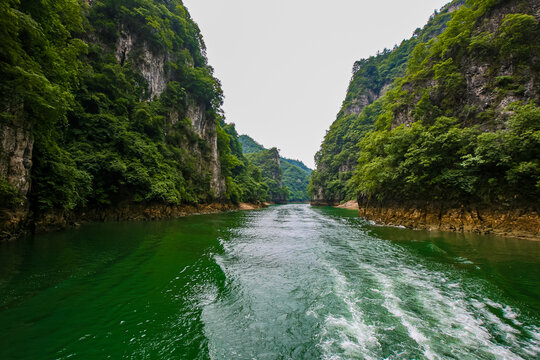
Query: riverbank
xmin=357 ymin=200 xmax=540 ymax=240
xmin=335 ymin=200 xmax=359 ymax=210
xmin=0 ymin=202 xmax=266 ymax=241
xmin=310 ymin=200 xmax=359 ymax=209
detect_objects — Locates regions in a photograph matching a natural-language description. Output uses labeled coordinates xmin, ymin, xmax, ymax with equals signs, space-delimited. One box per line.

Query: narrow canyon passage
xmin=1 ymin=205 xmax=539 ymax=359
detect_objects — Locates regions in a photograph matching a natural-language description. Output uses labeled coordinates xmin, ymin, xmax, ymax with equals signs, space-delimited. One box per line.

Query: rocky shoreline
xmin=335 ymin=200 xmax=359 ymax=210
xmin=310 ymin=199 xmax=540 ymax=240
xmin=1 ymin=202 xmax=266 ymax=241
xmin=356 ymin=200 xmax=540 ymax=240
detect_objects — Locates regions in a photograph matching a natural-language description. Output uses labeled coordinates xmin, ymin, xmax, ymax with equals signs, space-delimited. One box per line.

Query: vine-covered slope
xmin=311 ymin=0 xmax=539 ymax=211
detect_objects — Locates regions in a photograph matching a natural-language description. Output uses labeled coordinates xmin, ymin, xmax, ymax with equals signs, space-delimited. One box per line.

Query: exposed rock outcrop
xmin=310 ymin=187 xmax=338 ymax=206
xmin=115 ymin=24 xmax=226 ymax=200
xmin=0 ymin=116 xmax=33 ymax=240
xmin=391 ymin=0 xmax=539 ymax=130
xmin=268 ymin=149 xmax=287 ymax=204
xmin=186 ymin=101 xmax=226 ymax=198
xmin=0 ymin=120 xmax=33 ymax=199
xmin=357 ymin=198 xmax=540 ymax=240
xmin=116 ymin=28 xmax=168 ymax=99
xmin=34 ymin=202 xmax=266 ymax=234
xmin=343 ymin=89 xmax=380 ymax=116
xmin=115 ymin=26 xmax=226 ymax=199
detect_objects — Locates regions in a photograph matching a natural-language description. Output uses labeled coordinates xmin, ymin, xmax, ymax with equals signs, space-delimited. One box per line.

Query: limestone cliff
xmin=312 ymin=0 xmax=539 ymax=238
xmin=185 ymin=100 xmax=226 ymax=198
xmin=113 ymin=23 xmax=226 ymax=199
xmin=389 ymin=0 xmax=539 ymax=130
xmin=310 ymin=1 xmax=459 ymax=204
xmin=0 ymin=115 xmax=33 ymax=239
xmin=0 ymin=0 xmax=259 ymax=240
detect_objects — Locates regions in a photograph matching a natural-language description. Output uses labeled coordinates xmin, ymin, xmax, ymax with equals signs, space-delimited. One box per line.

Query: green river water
xmin=0 ymin=204 xmax=539 ymax=359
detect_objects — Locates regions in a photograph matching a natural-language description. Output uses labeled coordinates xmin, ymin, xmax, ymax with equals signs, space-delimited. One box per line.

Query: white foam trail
xmin=318 ymin=217 xmax=537 ymax=360
xmin=522 ymin=326 xmax=540 ymax=357
xmin=375 ymin=271 xmax=438 ymax=360
xmin=199 ymin=205 xmax=539 ymax=359
xmin=319 ymin=266 xmax=380 ymax=360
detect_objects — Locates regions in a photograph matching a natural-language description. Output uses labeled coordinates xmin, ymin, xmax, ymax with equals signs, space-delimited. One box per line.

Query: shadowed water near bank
xmin=0 ymin=204 xmax=539 ymax=359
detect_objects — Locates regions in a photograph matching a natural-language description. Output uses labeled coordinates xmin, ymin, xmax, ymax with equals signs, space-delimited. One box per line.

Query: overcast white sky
xmin=183 ymin=0 xmax=450 ymax=168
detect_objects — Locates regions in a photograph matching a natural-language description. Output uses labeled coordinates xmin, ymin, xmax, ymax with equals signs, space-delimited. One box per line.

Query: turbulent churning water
xmin=0 ymin=204 xmax=539 ymax=359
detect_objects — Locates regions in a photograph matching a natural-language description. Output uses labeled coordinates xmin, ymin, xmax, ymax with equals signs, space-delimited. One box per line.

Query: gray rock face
xmin=391 ymin=0 xmax=539 ymax=130
xmin=186 ymin=101 xmax=226 ymax=199
xmin=0 ymin=119 xmax=33 ymax=200
xmin=186 ymin=102 xmax=206 ymax=136
xmin=0 ymin=116 xmax=33 ymax=240
xmin=116 ymin=28 xmax=168 ymax=99
xmin=344 ymin=89 xmax=380 ymax=116
xmin=117 ymin=27 xmax=227 ymax=200
xmin=310 ymin=187 xmax=338 ymax=206
xmin=275 ymin=157 xmax=282 ymax=184
xmin=116 ymin=28 xmax=134 ymax=66
xmin=138 ymin=47 xmax=168 ymax=99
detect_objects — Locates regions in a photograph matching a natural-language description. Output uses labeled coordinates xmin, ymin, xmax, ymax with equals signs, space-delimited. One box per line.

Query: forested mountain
xmin=238 ymin=134 xmax=265 ymax=154
xmin=0 ymin=0 xmax=268 ymax=239
xmin=244 ymin=148 xmax=288 ymax=204
xmin=310 ymin=0 xmax=539 ymax=236
xmin=309 ymin=1 xmax=461 ymax=204
xmin=239 ymin=135 xmax=312 ymax=202
xmin=280 ymin=159 xmax=311 ymax=202
xmin=311 ymin=0 xmax=538 ymax=205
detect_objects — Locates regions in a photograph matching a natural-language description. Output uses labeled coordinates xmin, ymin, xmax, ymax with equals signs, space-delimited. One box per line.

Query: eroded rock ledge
xmin=1 ymin=202 xmax=266 ymax=241
xmin=357 ymin=199 xmax=540 ymax=240
xmin=310 ymin=200 xmax=338 ymax=207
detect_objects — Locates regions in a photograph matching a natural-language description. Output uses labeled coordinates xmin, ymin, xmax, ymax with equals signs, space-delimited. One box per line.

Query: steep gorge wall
xmin=245 ymin=147 xmax=288 ymax=204
xmin=312 ymin=0 xmax=539 ymax=238
xmin=310 ymin=1 xmax=458 ymax=205
xmin=0 ymin=0 xmax=251 ymax=240
xmin=185 ymin=99 xmax=226 ymax=198
xmin=114 ymin=25 xmax=226 ymax=199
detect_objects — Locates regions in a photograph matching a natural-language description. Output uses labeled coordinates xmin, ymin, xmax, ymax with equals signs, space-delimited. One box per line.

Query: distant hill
xmin=239 ymin=135 xmax=312 ymax=202
xmin=281 ymin=158 xmax=312 ymax=175
xmin=238 ymin=135 xmax=265 ymax=154
xmin=244 ymin=148 xmax=288 ymax=204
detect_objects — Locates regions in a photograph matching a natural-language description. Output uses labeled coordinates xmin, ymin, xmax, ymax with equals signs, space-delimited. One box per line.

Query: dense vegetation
xmin=309 ymin=2 xmax=460 ymax=203
xmin=311 ymin=0 xmax=539 ymax=208
xmin=280 ymin=159 xmax=311 ymax=202
xmin=239 ymin=135 xmax=312 ymax=202
xmin=238 ymin=134 xmax=265 ymax=154
xmin=245 ymin=148 xmax=288 ymax=204
xmin=0 ymin=0 xmax=269 ymax=215
xmin=309 ymin=2 xmax=458 ymax=203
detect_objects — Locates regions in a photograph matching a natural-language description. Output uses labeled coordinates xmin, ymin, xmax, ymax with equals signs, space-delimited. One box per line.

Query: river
xmin=0 ymin=204 xmax=539 ymax=359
